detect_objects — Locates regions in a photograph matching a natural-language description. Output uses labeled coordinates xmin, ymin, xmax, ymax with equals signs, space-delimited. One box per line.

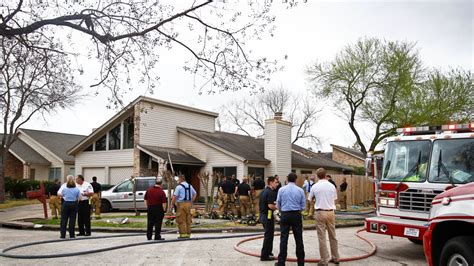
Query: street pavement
xmin=0 ymin=226 xmax=426 ymax=265
xmin=0 ymin=204 xmax=427 ymax=265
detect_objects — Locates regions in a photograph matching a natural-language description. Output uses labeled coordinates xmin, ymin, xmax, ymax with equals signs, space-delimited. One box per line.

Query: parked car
xmin=101 ymin=177 xmax=172 ymax=212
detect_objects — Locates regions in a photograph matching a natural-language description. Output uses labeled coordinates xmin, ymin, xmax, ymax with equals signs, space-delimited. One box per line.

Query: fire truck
xmin=423 ymin=182 xmax=474 ymax=266
xmin=364 ymin=123 xmax=474 ymax=244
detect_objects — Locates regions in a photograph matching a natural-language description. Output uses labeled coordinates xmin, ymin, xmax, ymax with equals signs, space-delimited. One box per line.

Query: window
xmin=123 ymin=116 xmax=134 ymax=149
xmin=382 ymin=140 xmax=431 ymax=182
xmin=428 ymin=139 xmax=474 ymax=184
xmin=212 ymin=167 xmax=237 ymax=178
xmin=95 ymin=135 xmax=107 ymax=151
xmin=109 ymin=124 xmax=121 ymax=150
xmin=68 ymin=168 xmax=75 ymax=176
xmin=136 ymin=179 xmax=156 ymax=191
xmin=301 ymin=170 xmax=313 ymax=174
xmin=115 ymin=180 xmax=133 ymax=192
xmin=248 ymin=167 xmax=265 ymax=178
xmin=48 ymin=168 xmax=61 ymax=181
xmin=84 ymin=145 xmax=93 ymax=151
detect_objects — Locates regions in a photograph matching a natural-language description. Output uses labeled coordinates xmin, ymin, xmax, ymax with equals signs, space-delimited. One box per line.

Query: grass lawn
xmin=30 ymin=217 xmax=362 ymax=229
xmin=0 ymin=199 xmax=40 ymax=209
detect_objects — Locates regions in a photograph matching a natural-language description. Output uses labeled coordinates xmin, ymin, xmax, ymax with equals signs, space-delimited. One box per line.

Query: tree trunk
xmin=0 ymin=147 xmax=6 ymax=203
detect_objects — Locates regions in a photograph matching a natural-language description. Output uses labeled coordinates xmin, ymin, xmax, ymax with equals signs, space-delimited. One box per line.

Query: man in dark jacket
xmin=259 ymin=176 xmax=279 ymax=261
xmin=144 ymin=177 xmax=167 ymax=240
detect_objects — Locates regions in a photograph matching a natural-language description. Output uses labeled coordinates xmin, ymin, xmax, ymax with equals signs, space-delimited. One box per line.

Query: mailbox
xmin=26 ymin=182 xmax=48 ymax=219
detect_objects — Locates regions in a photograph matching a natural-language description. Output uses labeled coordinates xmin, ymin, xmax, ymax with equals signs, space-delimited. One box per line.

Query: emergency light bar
xmin=397 ymin=122 xmax=474 ymax=136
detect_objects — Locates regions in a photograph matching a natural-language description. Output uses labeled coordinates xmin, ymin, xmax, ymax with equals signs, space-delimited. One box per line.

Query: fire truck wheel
xmin=440 ymin=236 xmax=474 ymax=266
xmin=407 ymin=238 xmax=423 ymax=245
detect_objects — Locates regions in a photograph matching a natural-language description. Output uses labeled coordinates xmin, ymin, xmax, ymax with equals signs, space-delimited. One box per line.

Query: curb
xmin=0 ymin=220 xmax=365 ymax=234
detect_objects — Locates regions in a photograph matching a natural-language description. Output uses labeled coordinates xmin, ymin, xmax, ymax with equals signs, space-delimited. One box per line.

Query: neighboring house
xmin=68 ymin=96 xmax=352 ymax=195
xmin=330 ymin=144 xmax=366 ymax=167
xmin=2 ymin=129 xmax=86 ymax=181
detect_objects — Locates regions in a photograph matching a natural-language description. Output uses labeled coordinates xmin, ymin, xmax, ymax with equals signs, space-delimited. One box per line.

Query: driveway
xmin=0 ymin=226 xmax=427 ymax=265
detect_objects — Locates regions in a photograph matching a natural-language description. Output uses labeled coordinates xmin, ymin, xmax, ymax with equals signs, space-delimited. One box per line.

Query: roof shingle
xmin=1 ymin=134 xmax=50 ymax=165
xmin=20 ymin=129 xmax=86 ymax=163
xmin=178 ymin=128 xmax=352 ymax=171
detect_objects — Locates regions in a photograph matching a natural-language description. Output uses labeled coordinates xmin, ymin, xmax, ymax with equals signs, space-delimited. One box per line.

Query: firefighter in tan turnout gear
xmin=218 ymin=176 xmax=238 ymax=217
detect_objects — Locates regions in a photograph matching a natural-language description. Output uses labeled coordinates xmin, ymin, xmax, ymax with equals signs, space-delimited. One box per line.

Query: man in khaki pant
xmin=251 ymin=176 xmax=265 ymax=218
xmin=237 ymin=177 xmax=251 ymax=217
xmin=308 ymin=168 xmax=340 ymax=265
xmin=303 ymin=175 xmax=316 ymax=218
xmin=170 ymin=175 xmax=196 ymax=238
xmin=48 ymin=179 xmax=61 ymax=219
xmin=339 ymin=177 xmax=348 ymax=211
xmin=90 ymin=176 xmax=102 ymax=219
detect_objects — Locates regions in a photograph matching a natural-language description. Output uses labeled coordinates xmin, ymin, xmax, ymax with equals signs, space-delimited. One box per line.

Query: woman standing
xmin=58 ymin=175 xmax=81 ymax=239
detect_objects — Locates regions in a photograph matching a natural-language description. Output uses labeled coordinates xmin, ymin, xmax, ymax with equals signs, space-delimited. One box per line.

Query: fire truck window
xmin=428 ymin=139 xmax=474 ymax=184
xmin=382 ymin=140 xmax=430 ymax=182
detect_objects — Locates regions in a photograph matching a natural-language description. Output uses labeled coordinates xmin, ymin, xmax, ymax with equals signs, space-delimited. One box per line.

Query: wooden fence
xmin=298 ymin=174 xmax=374 ymax=207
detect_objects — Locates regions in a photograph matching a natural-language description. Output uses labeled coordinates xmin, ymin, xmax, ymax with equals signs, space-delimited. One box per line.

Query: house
xmin=68 ymin=96 xmax=352 ymax=194
xmin=330 ymin=144 xmax=366 ymax=167
xmin=2 ymin=129 xmax=86 ymax=181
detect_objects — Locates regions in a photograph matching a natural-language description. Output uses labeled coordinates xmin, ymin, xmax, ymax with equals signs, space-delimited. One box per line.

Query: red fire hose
xmin=234 ymin=228 xmax=377 ymax=263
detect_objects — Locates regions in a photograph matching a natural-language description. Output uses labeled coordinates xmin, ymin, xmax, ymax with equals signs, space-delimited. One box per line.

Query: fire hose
xmin=1 ymin=212 xmax=377 ymax=260
xmin=234 ymin=228 xmax=376 ymax=263
xmin=1 ymin=227 xmax=377 ymax=261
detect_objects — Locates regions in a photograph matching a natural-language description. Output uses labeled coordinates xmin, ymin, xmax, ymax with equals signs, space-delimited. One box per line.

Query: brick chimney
xmin=264 ymin=112 xmax=292 ymax=177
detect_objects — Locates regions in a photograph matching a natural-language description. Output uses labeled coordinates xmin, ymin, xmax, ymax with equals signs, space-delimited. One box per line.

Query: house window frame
xmin=48 ymin=167 xmax=62 ymax=181
xmin=248 ymin=167 xmax=265 ymax=178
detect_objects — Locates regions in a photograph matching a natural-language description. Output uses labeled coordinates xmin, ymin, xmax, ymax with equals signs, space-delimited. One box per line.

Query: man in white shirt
xmin=75 ymin=174 xmax=94 ymax=236
xmin=308 ymin=168 xmax=340 ymax=265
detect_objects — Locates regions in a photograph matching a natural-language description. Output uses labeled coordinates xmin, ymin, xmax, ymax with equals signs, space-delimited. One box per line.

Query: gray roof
xmin=138 ymin=145 xmax=205 ymax=166
xmin=292 ymin=145 xmax=353 ymax=171
xmin=331 ymin=144 xmax=365 ymax=160
xmin=179 ymin=128 xmax=352 ymax=171
xmin=1 ymin=134 xmax=49 ymax=165
xmin=20 ymin=129 xmax=86 ymax=163
xmin=178 ymin=128 xmax=270 ymax=164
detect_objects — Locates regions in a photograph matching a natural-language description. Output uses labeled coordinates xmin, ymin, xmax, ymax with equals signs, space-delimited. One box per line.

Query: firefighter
xmin=48 ymin=179 xmax=61 ymax=219
xmin=303 ymin=175 xmax=316 ymax=218
xmin=90 ymin=176 xmax=102 ymax=219
xmin=219 ymin=176 xmax=238 ymax=217
xmin=237 ymin=177 xmax=251 ymax=217
xmin=217 ymin=176 xmax=226 ymax=217
xmin=170 ymin=174 xmax=196 ymax=238
xmin=251 ymin=176 xmax=265 ymax=219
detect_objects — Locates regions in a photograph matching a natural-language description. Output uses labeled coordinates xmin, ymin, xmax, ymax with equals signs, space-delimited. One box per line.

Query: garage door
xmin=109 ymin=167 xmax=134 ymax=185
xmin=83 ymin=168 xmax=106 ymax=184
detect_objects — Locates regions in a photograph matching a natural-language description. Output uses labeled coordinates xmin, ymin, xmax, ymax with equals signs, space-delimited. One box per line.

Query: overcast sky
xmin=21 ymin=0 xmax=473 ymax=152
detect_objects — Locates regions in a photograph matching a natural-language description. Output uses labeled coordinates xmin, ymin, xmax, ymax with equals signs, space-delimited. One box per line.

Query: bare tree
xmin=220 ymin=87 xmax=322 ymax=146
xmin=0 ymin=1 xmax=304 ymax=107
xmin=0 ymin=37 xmax=81 ymax=202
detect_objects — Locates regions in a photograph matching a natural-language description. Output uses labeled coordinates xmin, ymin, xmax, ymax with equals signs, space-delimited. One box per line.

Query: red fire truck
xmin=364 ymin=123 xmax=474 ymax=244
xmin=423 ymin=182 xmax=474 ymax=266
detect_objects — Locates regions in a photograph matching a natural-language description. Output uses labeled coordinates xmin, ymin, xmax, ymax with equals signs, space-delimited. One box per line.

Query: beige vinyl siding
xmin=139 ymin=102 xmax=215 ymax=148
xmin=30 ymin=165 xmax=50 ymax=181
xmin=178 ymin=133 xmax=243 ymax=195
xmin=75 ymin=149 xmax=134 ymax=184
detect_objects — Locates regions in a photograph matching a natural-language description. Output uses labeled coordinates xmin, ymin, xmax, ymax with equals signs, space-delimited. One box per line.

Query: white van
xmin=101 ymin=177 xmax=172 ymax=212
